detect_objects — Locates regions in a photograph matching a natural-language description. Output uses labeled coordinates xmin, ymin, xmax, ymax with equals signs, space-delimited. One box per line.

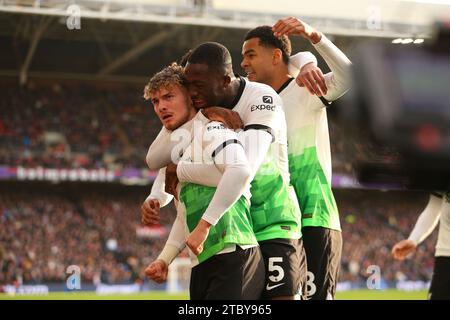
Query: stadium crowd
xmin=0 ymin=185 xmax=436 ymax=287
xmin=337 ymin=190 xmax=436 ymax=285
xmin=0 ymin=184 xmax=175 ymax=286
xmin=0 ymin=81 xmax=159 ymax=170
xmin=0 ymin=81 xmax=358 ymax=174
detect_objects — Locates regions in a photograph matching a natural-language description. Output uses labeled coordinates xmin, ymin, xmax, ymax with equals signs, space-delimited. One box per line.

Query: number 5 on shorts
xmin=268 ymin=257 xmax=284 ymax=282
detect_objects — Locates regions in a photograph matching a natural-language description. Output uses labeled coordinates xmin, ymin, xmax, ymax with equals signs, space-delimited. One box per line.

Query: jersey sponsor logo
xmin=206 ymin=124 xmax=226 ymax=131
xmin=262 ymin=95 xmax=273 ymax=104
xmin=266 ymin=282 xmax=284 ymax=291
xmin=250 ymin=104 xmax=276 ymax=112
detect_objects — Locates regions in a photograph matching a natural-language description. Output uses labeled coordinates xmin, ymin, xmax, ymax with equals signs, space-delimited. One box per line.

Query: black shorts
xmin=297 ymin=238 xmax=308 ymax=298
xmin=429 ymin=256 xmax=450 ymax=300
xmin=189 ymin=246 xmax=265 ymax=300
xmin=259 ymin=238 xmax=303 ymax=299
xmin=301 ymin=226 xmax=342 ymax=300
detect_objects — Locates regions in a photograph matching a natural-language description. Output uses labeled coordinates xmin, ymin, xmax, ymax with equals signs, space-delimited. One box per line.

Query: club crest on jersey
xmin=262 ymin=96 xmax=273 ymax=104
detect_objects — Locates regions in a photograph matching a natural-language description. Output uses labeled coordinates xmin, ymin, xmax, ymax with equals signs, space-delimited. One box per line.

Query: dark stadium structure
xmin=0 ymin=10 xmax=357 ymax=84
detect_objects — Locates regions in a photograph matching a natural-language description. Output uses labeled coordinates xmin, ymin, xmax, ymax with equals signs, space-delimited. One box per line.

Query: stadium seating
xmin=0 ymin=185 xmax=435 ymax=286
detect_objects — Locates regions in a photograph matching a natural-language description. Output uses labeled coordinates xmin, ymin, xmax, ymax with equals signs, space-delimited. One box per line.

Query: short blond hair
xmin=143 ymin=63 xmax=187 ymax=100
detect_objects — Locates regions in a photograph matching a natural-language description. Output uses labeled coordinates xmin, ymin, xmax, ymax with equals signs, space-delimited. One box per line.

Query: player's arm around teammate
xmin=273 ymin=16 xmax=352 ymax=100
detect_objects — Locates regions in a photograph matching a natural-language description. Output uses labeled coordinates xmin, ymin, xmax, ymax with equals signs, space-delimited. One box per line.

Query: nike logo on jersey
xmin=266 ymin=282 xmax=285 ymax=291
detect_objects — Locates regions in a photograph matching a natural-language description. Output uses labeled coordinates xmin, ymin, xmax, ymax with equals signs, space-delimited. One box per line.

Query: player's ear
xmin=273 ymin=48 xmax=283 ymax=65
xmin=222 ymin=75 xmax=231 ymax=88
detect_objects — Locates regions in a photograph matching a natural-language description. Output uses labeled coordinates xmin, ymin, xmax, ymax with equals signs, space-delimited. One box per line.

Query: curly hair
xmin=143 ymin=63 xmax=187 ymax=100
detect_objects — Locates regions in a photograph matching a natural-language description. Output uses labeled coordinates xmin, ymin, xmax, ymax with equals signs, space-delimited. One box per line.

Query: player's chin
xmin=247 ymin=73 xmax=256 ymax=81
xmin=164 ymin=120 xmax=178 ymax=131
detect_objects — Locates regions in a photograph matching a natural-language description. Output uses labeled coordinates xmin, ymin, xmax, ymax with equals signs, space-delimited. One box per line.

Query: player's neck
xmin=269 ymin=65 xmax=292 ymax=92
xmin=186 ymin=109 xmax=197 ymax=122
xmin=221 ymin=76 xmax=242 ymax=108
xmin=172 ymin=107 xmax=198 ymax=130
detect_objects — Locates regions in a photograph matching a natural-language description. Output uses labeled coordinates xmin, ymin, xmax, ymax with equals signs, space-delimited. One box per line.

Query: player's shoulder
xmin=277 ymin=79 xmax=302 ymax=100
xmin=205 ymin=121 xmax=227 ymax=132
xmin=244 ymin=78 xmax=278 ymax=96
xmin=433 ymin=190 xmax=450 ymax=203
xmin=242 ymin=81 xmax=281 ymax=109
xmin=202 ymin=121 xmax=238 ymax=155
xmin=203 ymin=121 xmax=236 ymax=138
xmin=432 ymin=191 xmax=444 ymax=198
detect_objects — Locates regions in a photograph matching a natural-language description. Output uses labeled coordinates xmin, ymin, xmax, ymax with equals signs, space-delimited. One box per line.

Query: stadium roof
xmin=0 ymin=0 xmax=447 ymax=84
xmin=0 ymin=11 xmax=253 ymax=84
xmin=1 ymin=0 xmax=446 ymax=37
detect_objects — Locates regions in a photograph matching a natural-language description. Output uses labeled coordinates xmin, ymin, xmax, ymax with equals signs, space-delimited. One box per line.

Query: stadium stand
xmin=0 ymin=81 xmax=159 ymax=170
xmin=0 ymin=182 xmax=435 ymax=288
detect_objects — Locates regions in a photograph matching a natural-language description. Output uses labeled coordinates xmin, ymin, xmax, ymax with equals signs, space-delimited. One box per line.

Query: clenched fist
xmin=391 ymin=239 xmax=417 ymax=261
xmin=144 ymin=259 xmax=168 ymax=283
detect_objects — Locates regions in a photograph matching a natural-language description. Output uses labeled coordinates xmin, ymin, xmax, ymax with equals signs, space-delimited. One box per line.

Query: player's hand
xmin=297 ymin=62 xmax=327 ymax=97
xmin=141 ymin=198 xmax=160 ymax=226
xmin=165 ymin=163 xmax=179 ymax=201
xmin=272 ymin=17 xmax=322 ymax=44
xmin=186 ymin=219 xmax=211 ymax=256
xmin=391 ymin=239 xmax=417 ymax=261
xmin=144 ymin=259 xmax=168 ymax=284
xmin=202 ymin=107 xmax=244 ymax=130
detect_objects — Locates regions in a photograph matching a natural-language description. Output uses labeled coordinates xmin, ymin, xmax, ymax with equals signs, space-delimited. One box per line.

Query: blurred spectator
xmin=337 ymin=189 xmax=436 ymax=284
xmin=0 ymin=81 xmax=160 ymax=170
xmin=0 ymin=184 xmax=176 ymax=285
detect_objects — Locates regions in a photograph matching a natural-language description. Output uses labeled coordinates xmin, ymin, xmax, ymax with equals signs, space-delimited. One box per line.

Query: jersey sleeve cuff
xmin=312 ymin=34 xmax=331 ymax=51
xmin=202 ymin=211 xmax=220 ymax=226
